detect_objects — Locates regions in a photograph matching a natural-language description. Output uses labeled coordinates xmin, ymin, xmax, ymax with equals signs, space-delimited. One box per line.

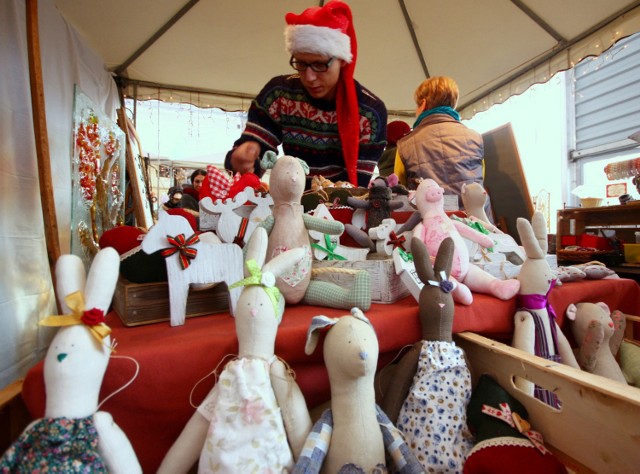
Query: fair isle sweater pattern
xmin=236 ymin=75 xmax=387 ymax=188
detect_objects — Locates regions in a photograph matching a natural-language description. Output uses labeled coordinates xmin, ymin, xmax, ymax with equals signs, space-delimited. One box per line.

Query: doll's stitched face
xmin=324 ymin=317 xmax=378 ymax=379
xmin=44 ymin=325 xmax=110 ymax=400
xmin=270 ymin=156 xmax=305 ymax=203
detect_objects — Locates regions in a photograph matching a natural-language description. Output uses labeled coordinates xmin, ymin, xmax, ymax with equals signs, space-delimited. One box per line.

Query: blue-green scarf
xmin=414 ymin=106 xmax=460 ymax=128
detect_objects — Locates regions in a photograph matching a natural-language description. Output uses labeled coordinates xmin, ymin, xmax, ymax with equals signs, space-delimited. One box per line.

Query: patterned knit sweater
xmin=225 ymin=74 xmax=388 ymax=188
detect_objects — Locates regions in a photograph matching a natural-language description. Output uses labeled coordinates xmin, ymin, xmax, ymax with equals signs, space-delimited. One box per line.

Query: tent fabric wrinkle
xmin=53 ymin=0 xmax=640 ymax=119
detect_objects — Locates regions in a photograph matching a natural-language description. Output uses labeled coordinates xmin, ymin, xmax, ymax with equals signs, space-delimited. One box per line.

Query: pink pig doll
xmin=412 ymin=179 xmax=520 ymax=303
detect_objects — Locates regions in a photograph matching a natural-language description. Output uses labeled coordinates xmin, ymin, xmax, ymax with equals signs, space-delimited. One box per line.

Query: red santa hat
xmin=285 ymin=1 xmax=360 ymax=185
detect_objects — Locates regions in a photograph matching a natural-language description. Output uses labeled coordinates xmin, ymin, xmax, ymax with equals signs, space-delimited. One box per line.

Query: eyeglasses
xmin=289 ymin=56 xmax=336 ymax=73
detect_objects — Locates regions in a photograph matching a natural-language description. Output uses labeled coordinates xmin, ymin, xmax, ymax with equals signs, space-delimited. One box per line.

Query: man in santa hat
xmin=225 ymin=0 xmax=387 ymax=189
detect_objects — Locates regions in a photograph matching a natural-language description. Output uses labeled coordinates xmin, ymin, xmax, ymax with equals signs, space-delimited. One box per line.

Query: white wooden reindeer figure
xmin=200 ymin=186 xmax=273 ymax=247
xmin=141 ymin=210 xmax=244 ymax=326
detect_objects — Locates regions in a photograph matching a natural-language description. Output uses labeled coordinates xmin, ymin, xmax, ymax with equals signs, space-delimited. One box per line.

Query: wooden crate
xmin=312 ymin=256 xmax=409 ymax=303
xmin=456 ymin=332 xmax=640 ymax=473
xmin=112 ymin=277 xmax=229 ymax=326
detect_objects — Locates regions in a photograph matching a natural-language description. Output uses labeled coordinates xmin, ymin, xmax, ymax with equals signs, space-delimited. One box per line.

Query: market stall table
xmin=22 ymin=277 xmax=640 ymax=473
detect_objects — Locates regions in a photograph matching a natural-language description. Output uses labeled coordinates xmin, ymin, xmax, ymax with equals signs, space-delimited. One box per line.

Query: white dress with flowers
xmin=197 ymin=356 xmax=293 ymax=473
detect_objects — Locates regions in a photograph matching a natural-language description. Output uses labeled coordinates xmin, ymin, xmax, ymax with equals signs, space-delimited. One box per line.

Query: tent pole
xmin=26 ymin=0 xmax=61 ymax=313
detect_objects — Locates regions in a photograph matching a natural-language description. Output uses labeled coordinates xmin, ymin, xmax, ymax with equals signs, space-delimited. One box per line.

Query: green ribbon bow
xmin=311 ymin=234 xmax=346 ymax=261
xmin=229 ymin=259 xmax=282 ymax=319
xmin=398 ymin=248 xmax=413 ymax=262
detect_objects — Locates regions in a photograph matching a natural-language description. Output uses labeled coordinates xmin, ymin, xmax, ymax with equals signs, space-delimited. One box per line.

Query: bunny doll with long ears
xmin=0 ymin=248 xmax=141 ymax=473
xmin=158 ymin=227 xmax=312 ymax=474
xmin=294 ymin=308 xmax=422 ymax=474
xmin=379 ymin=237 xmax=474 ymax=472
xmin=258 ymin=151 xmax=372 ymax=311
xmin=512 ymin=212 xmax=579 ymax=407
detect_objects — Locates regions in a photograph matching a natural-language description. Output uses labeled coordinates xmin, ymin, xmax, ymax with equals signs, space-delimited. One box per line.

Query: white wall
xmin=0 ymin=0 xmax=119 ymax=389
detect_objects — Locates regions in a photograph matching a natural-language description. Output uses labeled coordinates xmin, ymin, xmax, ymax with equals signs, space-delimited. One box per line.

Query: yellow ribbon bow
xmin=39 ymin=291 xmax=112 ymax=349
xmin=229 ymin=259 xmax=282 ymax=320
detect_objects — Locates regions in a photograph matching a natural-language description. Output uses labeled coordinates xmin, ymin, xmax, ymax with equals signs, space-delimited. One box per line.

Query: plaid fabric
xmin=293 ymin=407 xmax=423 ymax=473
xmin=519 ymin=308 xmax=562 ymax=409
xmin=204 ymin=165 xmax=240 ymax=201
xmin=304 ymin=270 xmax=371 ymax=311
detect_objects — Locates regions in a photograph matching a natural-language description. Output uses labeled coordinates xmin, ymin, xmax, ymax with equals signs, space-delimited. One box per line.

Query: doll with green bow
xmin=158 ymin=227 xmax=312 ymax=473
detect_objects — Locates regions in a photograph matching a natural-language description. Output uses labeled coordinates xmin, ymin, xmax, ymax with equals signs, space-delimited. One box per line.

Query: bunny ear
xmin=433 ymin=237 xmax=454 ymax=280
xmin=411 ymin=237 xmax=435 ymax=285
xmin=244 ymin=227 xmax=268 ymax=272
xmin=55 ymin=254 xmax=86 ymax=314
xmin=263 ymin=247 xmax=306 ymax=279
xmin=305 ymin=315 xmax=338 ymax=355
xmin=531 ymin=211 xmax=548 ymax=254
xmin=296 ymin=158 xmax=309 ymax=175
xmin=350 ymin=307 xmax=372 ymax=326
xmin=84 ymin=247 xmax=120 ymax=314
xmin=517 ymin=214 xmax=545 ymax=259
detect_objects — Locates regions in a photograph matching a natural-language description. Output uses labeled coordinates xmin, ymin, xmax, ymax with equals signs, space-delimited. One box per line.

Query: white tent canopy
xmin=54 ymin=0 xmax=640 ymax=118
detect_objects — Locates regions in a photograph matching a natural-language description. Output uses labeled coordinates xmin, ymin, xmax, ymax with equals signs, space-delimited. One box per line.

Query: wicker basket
xmin=556 ymin=249 xmax=616 ymax=264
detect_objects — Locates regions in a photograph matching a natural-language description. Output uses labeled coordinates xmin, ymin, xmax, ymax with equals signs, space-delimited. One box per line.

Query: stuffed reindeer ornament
xmin=158 ymin=227 xmax=312 ymax=473
xmin=380 ymin=237 xmax=473 ymax=472
xmin=259 ymin=151 xmax=371 ymax=310
xmin=294 ymin=309 xmax=422 ymax=473
xmin=0 ymin=248 xmax=141 ymax=473
xmin=512 ymin=212 xmax=579 ymax=407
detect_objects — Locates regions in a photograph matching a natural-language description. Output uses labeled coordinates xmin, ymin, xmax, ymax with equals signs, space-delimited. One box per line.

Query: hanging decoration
xmin=71 ymin=86 xmax=126 ymax=266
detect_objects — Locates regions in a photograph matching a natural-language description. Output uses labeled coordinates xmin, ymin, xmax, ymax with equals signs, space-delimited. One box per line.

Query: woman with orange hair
xmin=395 ymin=76 xmax=485 ymax=212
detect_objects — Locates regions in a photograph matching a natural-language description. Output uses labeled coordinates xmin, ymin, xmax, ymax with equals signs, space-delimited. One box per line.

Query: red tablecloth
xmin=22 ymin=278 xmax=640 ymax=473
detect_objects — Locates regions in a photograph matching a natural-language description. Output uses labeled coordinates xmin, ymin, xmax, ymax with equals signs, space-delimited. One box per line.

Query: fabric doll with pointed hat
xmin=412 ymin=178 xmax=520 ymax=304
xmin=225 ymin=0 xmax=387 ymax=189
xmin=512 ymin=211 xmax=579 ymax=407
xmin=0 ymin=248 xmax=141 ymax=473
xmin=294 ymin=308 xmax=423 ymax=473
xmin=464 ymin=374 xmax=567 ymax=474
xmin=258 ymin=150 xmax=372 ymax=311
xmin=158 ymin=227 xmax=312 ymax=473
xmin=379 ymin=237 xmax=474 ymax=472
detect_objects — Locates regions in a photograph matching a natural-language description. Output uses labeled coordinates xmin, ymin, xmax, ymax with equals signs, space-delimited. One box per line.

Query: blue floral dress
xmin=396 ymin=341 xmax=474 ymax=473
xmin=0 ymin=416 xmax=107 ymax=473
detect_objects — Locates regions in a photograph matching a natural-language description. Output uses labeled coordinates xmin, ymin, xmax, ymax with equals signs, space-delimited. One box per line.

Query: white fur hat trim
xmin=285 ymin=24 xmax=352 ymax=63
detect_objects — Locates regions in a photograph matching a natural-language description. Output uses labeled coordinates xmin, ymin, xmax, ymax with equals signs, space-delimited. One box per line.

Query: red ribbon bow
xmin=387 ymin=231 xmax=406 ymax=250
xmin=481 ymin=403 xmax=550 ymax=455
xmin=161 ymin=233 xmax=200 ymax=269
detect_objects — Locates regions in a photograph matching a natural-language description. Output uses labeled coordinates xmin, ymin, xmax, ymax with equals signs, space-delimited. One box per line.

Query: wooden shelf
xmin=556 ymin=203 xmax=640 ymax=265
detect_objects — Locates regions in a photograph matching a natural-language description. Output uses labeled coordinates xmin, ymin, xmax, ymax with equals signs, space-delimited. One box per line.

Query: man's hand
xmin=230 ymin=141 xmax=261 ymax=174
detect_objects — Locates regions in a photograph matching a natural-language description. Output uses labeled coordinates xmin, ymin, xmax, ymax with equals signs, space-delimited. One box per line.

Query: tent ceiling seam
xmin=399 ymin=0 xmax=429 ymax=79
xmin=113 ymin=0 xmax=201 ymax=76
xmin=511 ymin=0 xmax=566 ymax=43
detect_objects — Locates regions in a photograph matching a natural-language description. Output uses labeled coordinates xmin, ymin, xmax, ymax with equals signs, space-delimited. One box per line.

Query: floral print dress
xmin=0 ymin=416 xmax=107 ymax=473
xmin=396 ymin=341 xmax=474 ymax=473
xmin=197 ymin=356 xmax=293 ymax=473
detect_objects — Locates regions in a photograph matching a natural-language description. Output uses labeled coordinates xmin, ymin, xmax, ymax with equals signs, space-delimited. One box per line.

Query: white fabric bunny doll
xmin=0 ymin=248 xmax=141 ymax=473
xmin=158 ymin=227 xmax=312 ymax=473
